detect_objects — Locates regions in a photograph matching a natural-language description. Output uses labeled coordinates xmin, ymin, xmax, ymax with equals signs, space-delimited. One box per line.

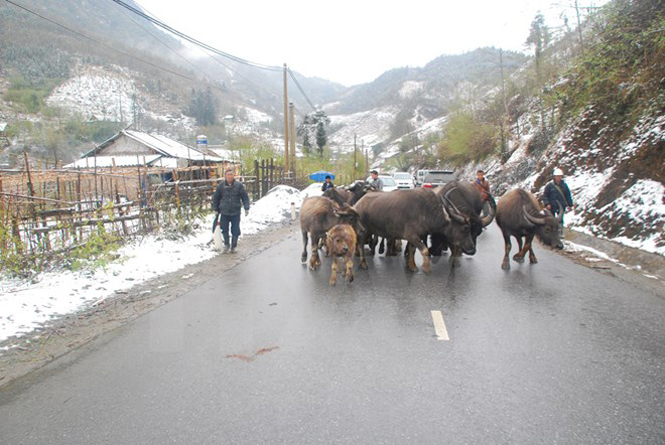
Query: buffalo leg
xmin=309 ymin=234 xmax=322 ymax=270
xmin=329 ymin=258 xmax=338 ymax=286
xmin=345 ymin=255 xmax=354 ymax=282
xmin=525 ymin=234 xmax=537 ymax=264
xmin=359 ymin=233 xmax=369 ymax=270
xmin=449 ymin=245 xmax=461 ymax=268
xmin=515 ymin=234 xmax=534 ymax=263
xmin=378 ymin=237 xmax=385 ymax=255
xmin=501 ymin=231 xmax=512 ymax=270
xmin=369 ymin=234 xmax=377 ymax=256
xmin=406 ymin=243 xmax=417 ymax=272
xmin=407 ymin=236 xmax=431 ymax=273
xmin=301 ymin=230 xmax=308 ymax=263
xmin=513 ymin=236 xmax=526 ymax=263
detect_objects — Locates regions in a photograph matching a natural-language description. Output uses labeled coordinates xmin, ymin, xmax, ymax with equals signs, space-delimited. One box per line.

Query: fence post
xmin=270 ymin=158 xmax=274 ymax=190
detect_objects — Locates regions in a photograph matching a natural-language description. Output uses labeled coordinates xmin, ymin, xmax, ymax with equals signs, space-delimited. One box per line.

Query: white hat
xmin=553 ymin=168 xmax=564 ymax=176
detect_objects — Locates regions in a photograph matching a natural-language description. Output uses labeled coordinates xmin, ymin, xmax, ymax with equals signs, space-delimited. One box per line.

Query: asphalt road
xmin=1 ymin=225 xmax=664 ymax=444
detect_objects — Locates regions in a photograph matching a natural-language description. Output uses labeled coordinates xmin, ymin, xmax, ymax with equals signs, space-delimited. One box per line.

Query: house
xmin=64 ymin=130 xmax=236 ymax=169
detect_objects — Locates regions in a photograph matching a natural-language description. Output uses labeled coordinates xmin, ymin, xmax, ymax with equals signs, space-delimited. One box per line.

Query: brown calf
xmin=325 ymin=224 xmax=357 ymax=286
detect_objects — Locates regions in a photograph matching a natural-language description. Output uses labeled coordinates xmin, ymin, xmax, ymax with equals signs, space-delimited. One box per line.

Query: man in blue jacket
xmin=212 ymin=169 xmax=250 ymax=253
xmin=542 ymin=167 xmax=574 ymax=234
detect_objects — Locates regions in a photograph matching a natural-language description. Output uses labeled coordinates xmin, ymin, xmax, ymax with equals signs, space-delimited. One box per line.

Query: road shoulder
xmin=0 ymin=223 xmax=298 ymax=389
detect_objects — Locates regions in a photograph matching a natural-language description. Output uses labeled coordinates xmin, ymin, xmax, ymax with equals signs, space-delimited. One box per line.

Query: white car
xmin=366 ymin=175 xmax=398 ymax=192
xmin=392 ymin=172 xmax=415 ymax=189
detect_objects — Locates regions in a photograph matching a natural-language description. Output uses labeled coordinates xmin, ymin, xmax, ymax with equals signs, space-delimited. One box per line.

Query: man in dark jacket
xmin=321 ymin=175 xmax=334 ymax=192
xmin=212 ymin=169 xmax=250 ymax=253
xmin=542 ymin=167 xmax=574 ymax=234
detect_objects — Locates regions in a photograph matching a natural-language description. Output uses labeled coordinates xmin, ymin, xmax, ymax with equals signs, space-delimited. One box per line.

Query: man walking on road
xmin=212 ymin=169 xmax=250 ymax=254
xmin=474 ymin=169 xmax=491 ymax=202
xmin=369 ymin=170 xmax=384 ymax=191
xmin=542 ymin=167 xmax=574 ymax=235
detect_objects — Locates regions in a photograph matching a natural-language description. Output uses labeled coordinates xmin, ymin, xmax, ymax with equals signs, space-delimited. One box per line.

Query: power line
xmin=3 ymin=0 xmax=212 ymax=88
xmin=114 ymin=1 xmax=280 ymax=102
xmin=287 ymin=68 xmax=317 ymax=112
xmin=121 ymin=1 xmax=319 ymax=114
xmin=111 ymin=0 xmax=282 ymax=72
xmin=112 ymin=3 xmax=215 ymax=83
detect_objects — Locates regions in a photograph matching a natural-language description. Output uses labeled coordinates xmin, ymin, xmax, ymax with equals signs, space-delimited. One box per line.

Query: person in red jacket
xmin=474 ymin=170 xmax=491 ymax=202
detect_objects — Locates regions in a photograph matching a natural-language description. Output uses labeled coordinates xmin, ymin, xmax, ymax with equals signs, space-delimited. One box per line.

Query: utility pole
xmin=283 ymin=63 xmax=289 ymax=175
xmin=289 ymin=102 xmax=296 ymax=177
xmin=353 ymin=133 xmax=357 ymax=179
xmin=499 ymin=48 xmax=508 ymax=161
xmin=575 ymin=0 xmax=584 ymax=49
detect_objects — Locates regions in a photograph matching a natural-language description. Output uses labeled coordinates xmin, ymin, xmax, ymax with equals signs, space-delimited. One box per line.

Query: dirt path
xmin=0 ymin=222 xmax=299 ymax=388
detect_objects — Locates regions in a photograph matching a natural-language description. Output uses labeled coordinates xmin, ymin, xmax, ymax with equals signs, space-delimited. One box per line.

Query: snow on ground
xmin=243 ymin=106 xmax=273 ymax=124
xmin=399 ymin=81 xmax=425 ymax=99
xmin=47 ymin=65 xmax=139 ymax=121
xmin=0 ymin=185 xmax=311 ymax=344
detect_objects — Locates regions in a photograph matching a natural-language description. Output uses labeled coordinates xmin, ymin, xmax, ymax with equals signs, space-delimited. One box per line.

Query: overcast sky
xmin=135 ymin=0 xmax=605 ymax=86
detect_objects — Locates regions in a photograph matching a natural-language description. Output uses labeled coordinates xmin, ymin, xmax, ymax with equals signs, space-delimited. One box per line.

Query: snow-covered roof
xmin=209 ymin=148 xmax=237 ymax=160
xmin=84 ymin=130 xmax=230 ymax=163
xmin=124 ymin=130 xmax=226 ymax=162
xmin=64 ymin=155 xmax=163 ymax=168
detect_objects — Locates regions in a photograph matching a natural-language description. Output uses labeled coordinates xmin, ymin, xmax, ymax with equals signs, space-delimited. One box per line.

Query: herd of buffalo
xmin=300 ymin=180 xmax=565 ymax=285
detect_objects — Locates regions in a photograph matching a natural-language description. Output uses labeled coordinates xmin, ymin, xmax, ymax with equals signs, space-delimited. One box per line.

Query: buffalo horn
xmin=441 ymin=203 xmax=451 ymax=224
xmin=481 ymin=194 xmax=496 ymax=227
xmin=444 ymin=197 xmax=467 ymax=225
xmin=523 ymin=205 xmax=546 ymax=226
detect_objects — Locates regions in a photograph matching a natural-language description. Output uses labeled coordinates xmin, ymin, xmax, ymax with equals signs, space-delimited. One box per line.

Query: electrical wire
xmin=288 ymin=68 xmax=318 ymax=112
xmin=111 ymin=0 xmax=282 ymax=72
xmin=113 ymin=1 xmax=279 ymax=102
xmin=3 ymin=0 xmax=213 ymax=88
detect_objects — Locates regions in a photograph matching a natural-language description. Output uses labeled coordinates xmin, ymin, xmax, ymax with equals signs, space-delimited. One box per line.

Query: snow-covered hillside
xmin=46 ymin=64 xmax=196 ymax=134
xmin=328 ymin=106 xmax=397 ymax=151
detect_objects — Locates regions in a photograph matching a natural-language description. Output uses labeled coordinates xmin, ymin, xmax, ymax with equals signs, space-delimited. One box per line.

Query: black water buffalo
xmin=354 ymin=188 xmax=475 ymax=273
xmin=300 ymin=197 xmax=364 ymax=270
xmin=323 ymin=181 xmax=375 ymax=206
xmin=429 ymin=181 xmax=497 ymax=266
xmin=495 ymin=188 xmax=564 ymax=270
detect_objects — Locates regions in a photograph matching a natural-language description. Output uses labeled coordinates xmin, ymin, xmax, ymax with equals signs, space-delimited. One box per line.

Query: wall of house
xmin=98 ymin=134 xmax=159 ymax=156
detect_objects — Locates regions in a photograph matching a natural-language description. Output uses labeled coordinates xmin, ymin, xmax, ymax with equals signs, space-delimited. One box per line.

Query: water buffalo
xmin=430 ymin=181 xmax=497 ymax=267
xmin=323 ymin=181 xmax=375 ymax=206
xmin=325 ymin=224 xmax=357 ymax=286
xmin=300 ymin=196 xmax=363 ymax=270
xmin=496 ymin=188 xmax=564 ymax=270
xmin=354 ymin=188 xmax=475 ymax=273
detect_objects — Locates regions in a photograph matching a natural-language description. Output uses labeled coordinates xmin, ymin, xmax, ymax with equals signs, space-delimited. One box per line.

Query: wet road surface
xmin=1 ymin=225 xmax=664 ymax=444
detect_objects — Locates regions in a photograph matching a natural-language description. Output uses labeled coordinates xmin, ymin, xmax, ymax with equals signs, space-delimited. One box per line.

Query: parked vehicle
xmin=415 ymin=170 xmax=429 ymax=186
xmin=366 ymin=175 xmax=398 ymax=192
xmin=421 ymin=170 xmax=456 ymax=188
xmin=392 ymin=172 xmax=415 ymax=189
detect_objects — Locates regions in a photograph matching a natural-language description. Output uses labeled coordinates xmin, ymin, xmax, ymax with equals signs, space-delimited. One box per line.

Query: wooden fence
xmin=0 ymin=156 xmax=298 ymax=269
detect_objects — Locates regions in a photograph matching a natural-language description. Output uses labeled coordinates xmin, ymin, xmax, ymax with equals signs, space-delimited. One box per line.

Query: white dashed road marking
xmin=430 ymin=310 xmax=449 ymax=341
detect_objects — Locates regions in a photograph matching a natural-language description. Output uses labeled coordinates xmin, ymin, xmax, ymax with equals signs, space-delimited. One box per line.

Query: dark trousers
xmin=220 ymin=214 xmax=241 ymax=247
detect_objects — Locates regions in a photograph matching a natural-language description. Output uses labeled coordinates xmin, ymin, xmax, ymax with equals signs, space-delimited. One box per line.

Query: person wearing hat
xmin=212 ymin=168 xmax=250 ymax=254
xmin=542 ymin=167 xmax=574 ymax=234
xmin=321 ymin=175 xmax=335 ymax=192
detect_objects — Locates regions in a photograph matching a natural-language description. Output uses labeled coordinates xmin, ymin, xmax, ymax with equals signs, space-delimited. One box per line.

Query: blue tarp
xmin=309 ymin=170 xmax=335 ymax=182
